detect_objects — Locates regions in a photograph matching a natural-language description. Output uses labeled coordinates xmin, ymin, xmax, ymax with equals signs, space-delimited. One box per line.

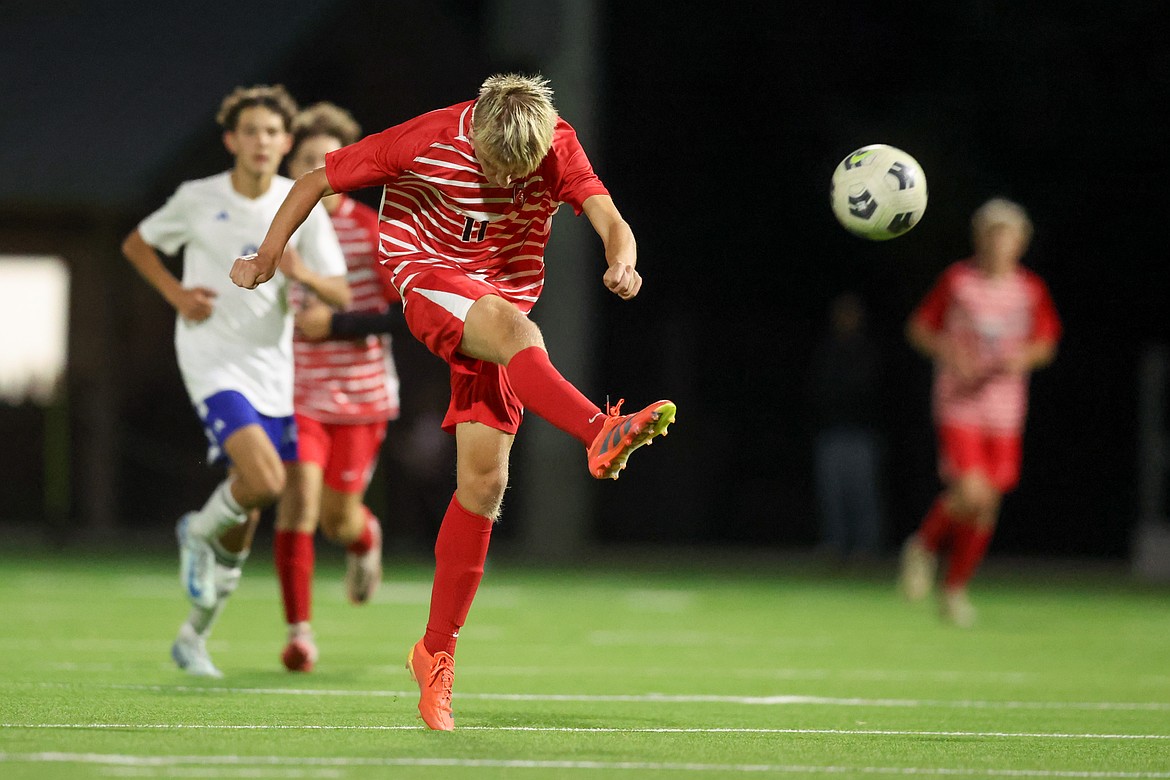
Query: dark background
xmin=1 ymin=1 xmax=1166 ymax=559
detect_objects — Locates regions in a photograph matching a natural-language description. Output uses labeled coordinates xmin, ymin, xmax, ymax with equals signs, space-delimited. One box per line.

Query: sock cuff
xmin=210 ymin=536 xmax=248 ymax=567
xmin=219 ymin=480 xmax=244 ymax=515
xmin=506 ymin=344 xmax=549 ymax=370
xmin=450 ymin=494 xmax=494 ymax=529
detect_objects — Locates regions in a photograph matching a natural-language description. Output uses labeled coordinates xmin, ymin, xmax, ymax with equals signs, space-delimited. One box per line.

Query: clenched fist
xmin=230 ymin=252 xmax=278 ymax=290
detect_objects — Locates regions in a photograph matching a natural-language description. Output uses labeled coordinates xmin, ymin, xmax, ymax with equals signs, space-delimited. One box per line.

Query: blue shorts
xmin=195 ymin=390 xmax=297 ymax=467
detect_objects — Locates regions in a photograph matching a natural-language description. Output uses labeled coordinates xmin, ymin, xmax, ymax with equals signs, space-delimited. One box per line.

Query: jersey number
xmin=462 ymin=217 xmax=488 ymax=242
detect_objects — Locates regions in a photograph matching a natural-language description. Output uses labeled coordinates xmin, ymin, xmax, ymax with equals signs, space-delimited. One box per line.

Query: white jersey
xmin=138 ymin=171 xmax=347 ymax=416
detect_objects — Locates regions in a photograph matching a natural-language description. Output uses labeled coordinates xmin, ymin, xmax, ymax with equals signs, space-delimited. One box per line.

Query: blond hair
xmin=292 ymin=101 xmax=362 ymax=151
xmin=971 ymin=197 xmax=1033 ymax=243
xmin=471 ymin=73 xmax=558 ymax=175
xmin=216 ymin=84 xmax=298 ymax=131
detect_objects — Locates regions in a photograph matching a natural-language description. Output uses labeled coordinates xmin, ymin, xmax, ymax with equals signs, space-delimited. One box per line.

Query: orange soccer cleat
xmin=406 ymin=639 xmax=455 ymax=731
xmin=586 ymin=399 xmax=677 ymax=480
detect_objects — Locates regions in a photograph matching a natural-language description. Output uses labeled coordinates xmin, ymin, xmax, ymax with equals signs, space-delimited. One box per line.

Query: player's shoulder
xmin=939 ymin=258 xmax=976 ymax=284
xmin=268 ymin=174 xmax=296 ymax=195
xmin=1015 ymin=265 xmax=1053 ymax=296
xmin=403 ymin=99 xmax=474 ymax=136
xmin=175 ymin=170 xmax=233 ymax=198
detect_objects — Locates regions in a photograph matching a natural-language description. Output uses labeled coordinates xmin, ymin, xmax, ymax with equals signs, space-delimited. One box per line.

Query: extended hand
xmin=229 ymin=253 xmax=277 ymax=290
xmin=604 ymin=263 xmax=642 ymax=300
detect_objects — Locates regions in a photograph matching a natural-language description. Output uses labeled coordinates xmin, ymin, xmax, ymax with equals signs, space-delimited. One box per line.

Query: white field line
xmin=37 ymin=682 xmax=1170 ymax=712
xmin=2 ymin=724 xmax=1168 ymax=740
xmin=2 ymin=752 xmax=1170 ymax=778
xmin=99 ymin=769 xmax=341 ymax=779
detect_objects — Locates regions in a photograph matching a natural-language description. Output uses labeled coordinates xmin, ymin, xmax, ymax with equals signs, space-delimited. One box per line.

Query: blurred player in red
xmin=230 ymin=73 xmax=676 ymax=729
xmin=274 ymin=102 xmax=403 ymax=672
xmin=898 ymin=198 xmax=1061 ymax=627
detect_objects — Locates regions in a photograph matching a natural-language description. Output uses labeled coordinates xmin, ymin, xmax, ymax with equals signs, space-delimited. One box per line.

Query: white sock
xmin=187 ymin=562 xmax=244 ymax=636
xmin=189 ymin=480 xmax=246 ymax=539
xmin=187 ymin=602 xmax=226 ymax=637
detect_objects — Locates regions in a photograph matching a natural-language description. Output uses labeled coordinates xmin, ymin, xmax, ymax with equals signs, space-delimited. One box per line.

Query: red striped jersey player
xmin=898 ymin=198 xmax=1061 ymax=627
xmin=272 ymin=102 xmax=403 ymax=674
xmin=230 ymin=74 xmax=676 ymax=730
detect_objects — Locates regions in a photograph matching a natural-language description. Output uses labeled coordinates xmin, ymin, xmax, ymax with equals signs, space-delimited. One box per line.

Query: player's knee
xmin=242 ymin=464 xmax=286 ymax=508
xmin=318 ymin=508 xmax=357 ymax=544
xmin=481 ymin=297 xmax=543 ymax=350
xmin=458 ymin=468 xmax=509 ymax=520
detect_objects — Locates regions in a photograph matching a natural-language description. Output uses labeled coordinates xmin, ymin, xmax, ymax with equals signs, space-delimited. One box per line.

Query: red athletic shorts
xmin=937 ymin=423 xmax=1022 ymax=493
xmin=295 ymin=413 xmax=387 ymax=494
xmin=400 ymin=268 xmax=524 ymax=436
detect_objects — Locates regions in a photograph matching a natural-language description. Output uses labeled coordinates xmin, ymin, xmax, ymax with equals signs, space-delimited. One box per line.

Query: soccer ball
xmin=830 ymin=144 xmax=928 ymax=240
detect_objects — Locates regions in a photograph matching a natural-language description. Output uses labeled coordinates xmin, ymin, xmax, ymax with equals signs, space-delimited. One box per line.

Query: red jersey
xmin=291 ymin=196 xmax=401 ymax=424
xmin=323 ymin=100 xmax=609 ymax=314
xmin=912 ymin=259 xmax=1061 ymax=433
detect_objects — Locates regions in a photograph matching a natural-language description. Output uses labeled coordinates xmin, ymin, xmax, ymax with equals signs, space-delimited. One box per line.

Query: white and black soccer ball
xmin=830 ymin=144 xmax=928 ymax=240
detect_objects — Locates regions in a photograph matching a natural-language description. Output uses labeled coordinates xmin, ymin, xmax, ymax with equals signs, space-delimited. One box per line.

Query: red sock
xmin=423 ymin=494 xmax=493 ymax=657
xmin=274 ymin=530 xmax=314 ymax=625
xmin=944 ymin=523 xmax=994 ymax=590
xmin=346 ymin=507 xmax=377 ymax=555
xmin=917 ymin=497 xmax=955 ymax=553
xmin=506 ymin=346 xmax=604 ymax=446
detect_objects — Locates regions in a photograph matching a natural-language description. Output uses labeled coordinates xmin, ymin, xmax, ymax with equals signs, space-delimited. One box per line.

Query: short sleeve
xmin=292 ymin=204 xmax=347 ymax=277
xmin=137 ymin=183 xmax=192 ymax=255
xmin=1028 ymin=275 xmax=1062 ymax=344
xmin=325 ymin=119 xmax=427 ymax=194
xmin=548 ymin=121 xmax=609 ymax=215
xmin=911 ymin=266 xmax=957 ymax=332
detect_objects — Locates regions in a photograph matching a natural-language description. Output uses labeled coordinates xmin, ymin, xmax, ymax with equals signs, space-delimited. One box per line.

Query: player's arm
xmin=278 ymin=245 xmax=350 ymax=310
xmin=906 ymin=312 xmax=979 ymax=381
xmin=295 ymin=299 xmax=400 ymax=342
xmin=1001 ymin=340 xmax=1058 ymax=375
xmin=583 ymin=194 xmax=640 ymax=300
xmin=230 ymin=168 xmax=335 ymax=290
xmin=121 ymin=229 xmax=216 ymax=322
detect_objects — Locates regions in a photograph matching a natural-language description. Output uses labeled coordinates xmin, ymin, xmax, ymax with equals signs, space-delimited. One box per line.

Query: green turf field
xmin=1 ymin=547 xmax=1168 ymax=778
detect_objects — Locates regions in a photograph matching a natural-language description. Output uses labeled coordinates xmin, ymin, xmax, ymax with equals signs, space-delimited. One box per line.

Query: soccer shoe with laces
xmin=898 ymin=534 xmax=937 ymax=602
xmin=587 ymin=399 xmax=677 ymax=480
xmin=171 ymin=623 xmax=223 ymax=679
xmin=345 ymin=516 xmax=383 ymax=605
xmin=177 ymin=512 xmax=217 ymax=609
xmin=407 ymin=639 xmax=455 ymax=730
xmin=281 ymin=625 xmax=319 ymax=672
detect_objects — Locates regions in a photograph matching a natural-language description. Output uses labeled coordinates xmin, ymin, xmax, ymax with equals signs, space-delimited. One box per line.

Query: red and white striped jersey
xmin=912 ymin=259 xmax=1061 ymax=433
xmin=291 ymin=195 xmax=401 ymax=424
xmin=324 ymin=100 xmax=609 ymax=315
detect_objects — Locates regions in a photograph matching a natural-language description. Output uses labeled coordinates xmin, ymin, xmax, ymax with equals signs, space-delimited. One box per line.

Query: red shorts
xmin=937 ymin=423 xmax=1022 ymax=493
xmin=400 ymin=268 xmax=524 ymax=435
xmin=295 ymin=413 xmax=387 ymax=494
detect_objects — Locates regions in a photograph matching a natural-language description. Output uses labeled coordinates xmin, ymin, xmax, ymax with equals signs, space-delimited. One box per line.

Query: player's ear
xmin=222 ymin=130 xmax=238 ymax=156
xmin=278 ymin=132 xmax=293 ymax=156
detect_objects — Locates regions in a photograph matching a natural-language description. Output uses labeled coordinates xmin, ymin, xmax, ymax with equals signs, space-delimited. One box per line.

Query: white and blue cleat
xmin=171 ymin=623 xmax=223 ymax=678
xmin=176 ymin=513 xmax=217 ymax=609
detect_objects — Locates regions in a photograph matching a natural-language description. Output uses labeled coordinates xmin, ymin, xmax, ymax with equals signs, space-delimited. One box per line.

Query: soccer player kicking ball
xmin=898 ymin=198 xmax=1061 ymax=627
xmin=274 ymin=102 xmax=404 ymax=672
xmin=122 ymin=85 xmax=350 ymax=677
xmin=230 ymin=73 xmax=676 ymax=729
